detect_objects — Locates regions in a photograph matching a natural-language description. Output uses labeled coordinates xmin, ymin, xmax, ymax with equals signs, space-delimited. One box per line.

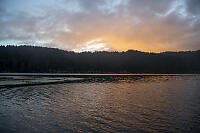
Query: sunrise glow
xmin=0 ymin=0 xmax=200 ymax=52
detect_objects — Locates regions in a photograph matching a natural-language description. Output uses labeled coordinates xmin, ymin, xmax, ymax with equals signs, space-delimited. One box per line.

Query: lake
xmin=0 ymin=75 xmax=200 ymax=133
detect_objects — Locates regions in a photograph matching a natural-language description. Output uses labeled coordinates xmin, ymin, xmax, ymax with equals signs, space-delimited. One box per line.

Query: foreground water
xmin=0 ymin=75 xmax=200 ymax=133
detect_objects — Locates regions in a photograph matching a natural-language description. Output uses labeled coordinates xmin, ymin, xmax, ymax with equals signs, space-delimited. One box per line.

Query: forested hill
xmin=0 ymin=46 xmax=200 ymax=73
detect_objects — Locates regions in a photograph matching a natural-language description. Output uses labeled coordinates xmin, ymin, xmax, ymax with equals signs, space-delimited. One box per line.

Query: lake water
xmin=0 ymin=75 xmax=200 ymax=133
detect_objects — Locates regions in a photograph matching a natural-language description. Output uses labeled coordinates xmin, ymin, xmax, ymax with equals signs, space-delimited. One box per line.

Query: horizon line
xmin=0 ymin=44 xmax=199 ymax=54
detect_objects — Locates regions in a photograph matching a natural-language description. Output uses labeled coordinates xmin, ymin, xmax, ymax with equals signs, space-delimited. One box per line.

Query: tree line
xmin=0 ymin=45 xmax=200 ymax=73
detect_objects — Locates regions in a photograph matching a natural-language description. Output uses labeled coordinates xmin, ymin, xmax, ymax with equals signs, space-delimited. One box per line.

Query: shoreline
xmin=1 ymin=73 xmax=199 ymax=88
xmin=0 ymin=76 xmax=86 ymax=88
xmin=1 ymin=73 xmax=200 ymax=77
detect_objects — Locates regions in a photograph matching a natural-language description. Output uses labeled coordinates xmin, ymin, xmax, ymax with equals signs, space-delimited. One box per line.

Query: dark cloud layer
xmin=186 ymin=0 xmax=200 ymax=14
xmin=0 ymin=0 xmax=200 ymax=52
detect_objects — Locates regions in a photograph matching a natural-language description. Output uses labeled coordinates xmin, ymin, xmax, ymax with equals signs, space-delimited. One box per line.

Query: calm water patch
xmin=0 ymin=75 xmax=200 ymax=133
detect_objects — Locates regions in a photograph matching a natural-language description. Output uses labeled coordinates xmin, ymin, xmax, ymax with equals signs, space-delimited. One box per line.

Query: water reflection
xmin=0 ymin=75 xmax=200 ymax=132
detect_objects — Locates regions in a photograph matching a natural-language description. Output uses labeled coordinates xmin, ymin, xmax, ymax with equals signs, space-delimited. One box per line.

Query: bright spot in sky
xmin=1 ymin=0 xmax=200 ymax=52
xmin=74 ymin=39 xmax=109 ymax=52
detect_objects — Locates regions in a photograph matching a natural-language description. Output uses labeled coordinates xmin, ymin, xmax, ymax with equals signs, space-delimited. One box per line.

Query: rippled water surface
xmin=1 ymin=75 xmax=200 ymax=133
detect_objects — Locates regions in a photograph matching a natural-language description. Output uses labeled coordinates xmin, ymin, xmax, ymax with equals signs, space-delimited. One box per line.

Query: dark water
xmin=0 ymin=75 xmax=200 ymax=133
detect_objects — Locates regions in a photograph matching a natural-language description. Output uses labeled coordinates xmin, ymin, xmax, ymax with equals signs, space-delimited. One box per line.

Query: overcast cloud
xmin=0 ymin=0 xmax=200 ymax=52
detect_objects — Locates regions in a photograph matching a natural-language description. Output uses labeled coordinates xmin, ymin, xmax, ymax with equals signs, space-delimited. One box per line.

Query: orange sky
xmin=0 ymin=0 xmax=200 ymax=52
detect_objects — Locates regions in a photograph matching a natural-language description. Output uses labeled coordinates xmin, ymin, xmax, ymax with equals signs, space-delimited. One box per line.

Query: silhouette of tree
xmin=0 ymin=45 xmax=200 ymax=73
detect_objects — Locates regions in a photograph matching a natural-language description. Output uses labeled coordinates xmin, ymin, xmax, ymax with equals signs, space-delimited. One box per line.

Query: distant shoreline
xmin=1 ymin=46 xmax=200 ymax=74
xmin=0 ymin=73 xmax=200 ymax=88
xmin=1 ymin=73 xmax=200 ymax=77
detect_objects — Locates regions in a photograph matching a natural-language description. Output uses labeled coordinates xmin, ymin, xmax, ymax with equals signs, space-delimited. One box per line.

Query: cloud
xmin=0 ymin=0 xmax=200 ymax=52
xmin=185 ymin=0 xmax=200 ymax=15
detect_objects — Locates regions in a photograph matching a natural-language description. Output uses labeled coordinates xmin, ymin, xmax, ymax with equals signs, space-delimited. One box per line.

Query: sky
xmin=0 ymin=0 xmax=200 ymax=52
